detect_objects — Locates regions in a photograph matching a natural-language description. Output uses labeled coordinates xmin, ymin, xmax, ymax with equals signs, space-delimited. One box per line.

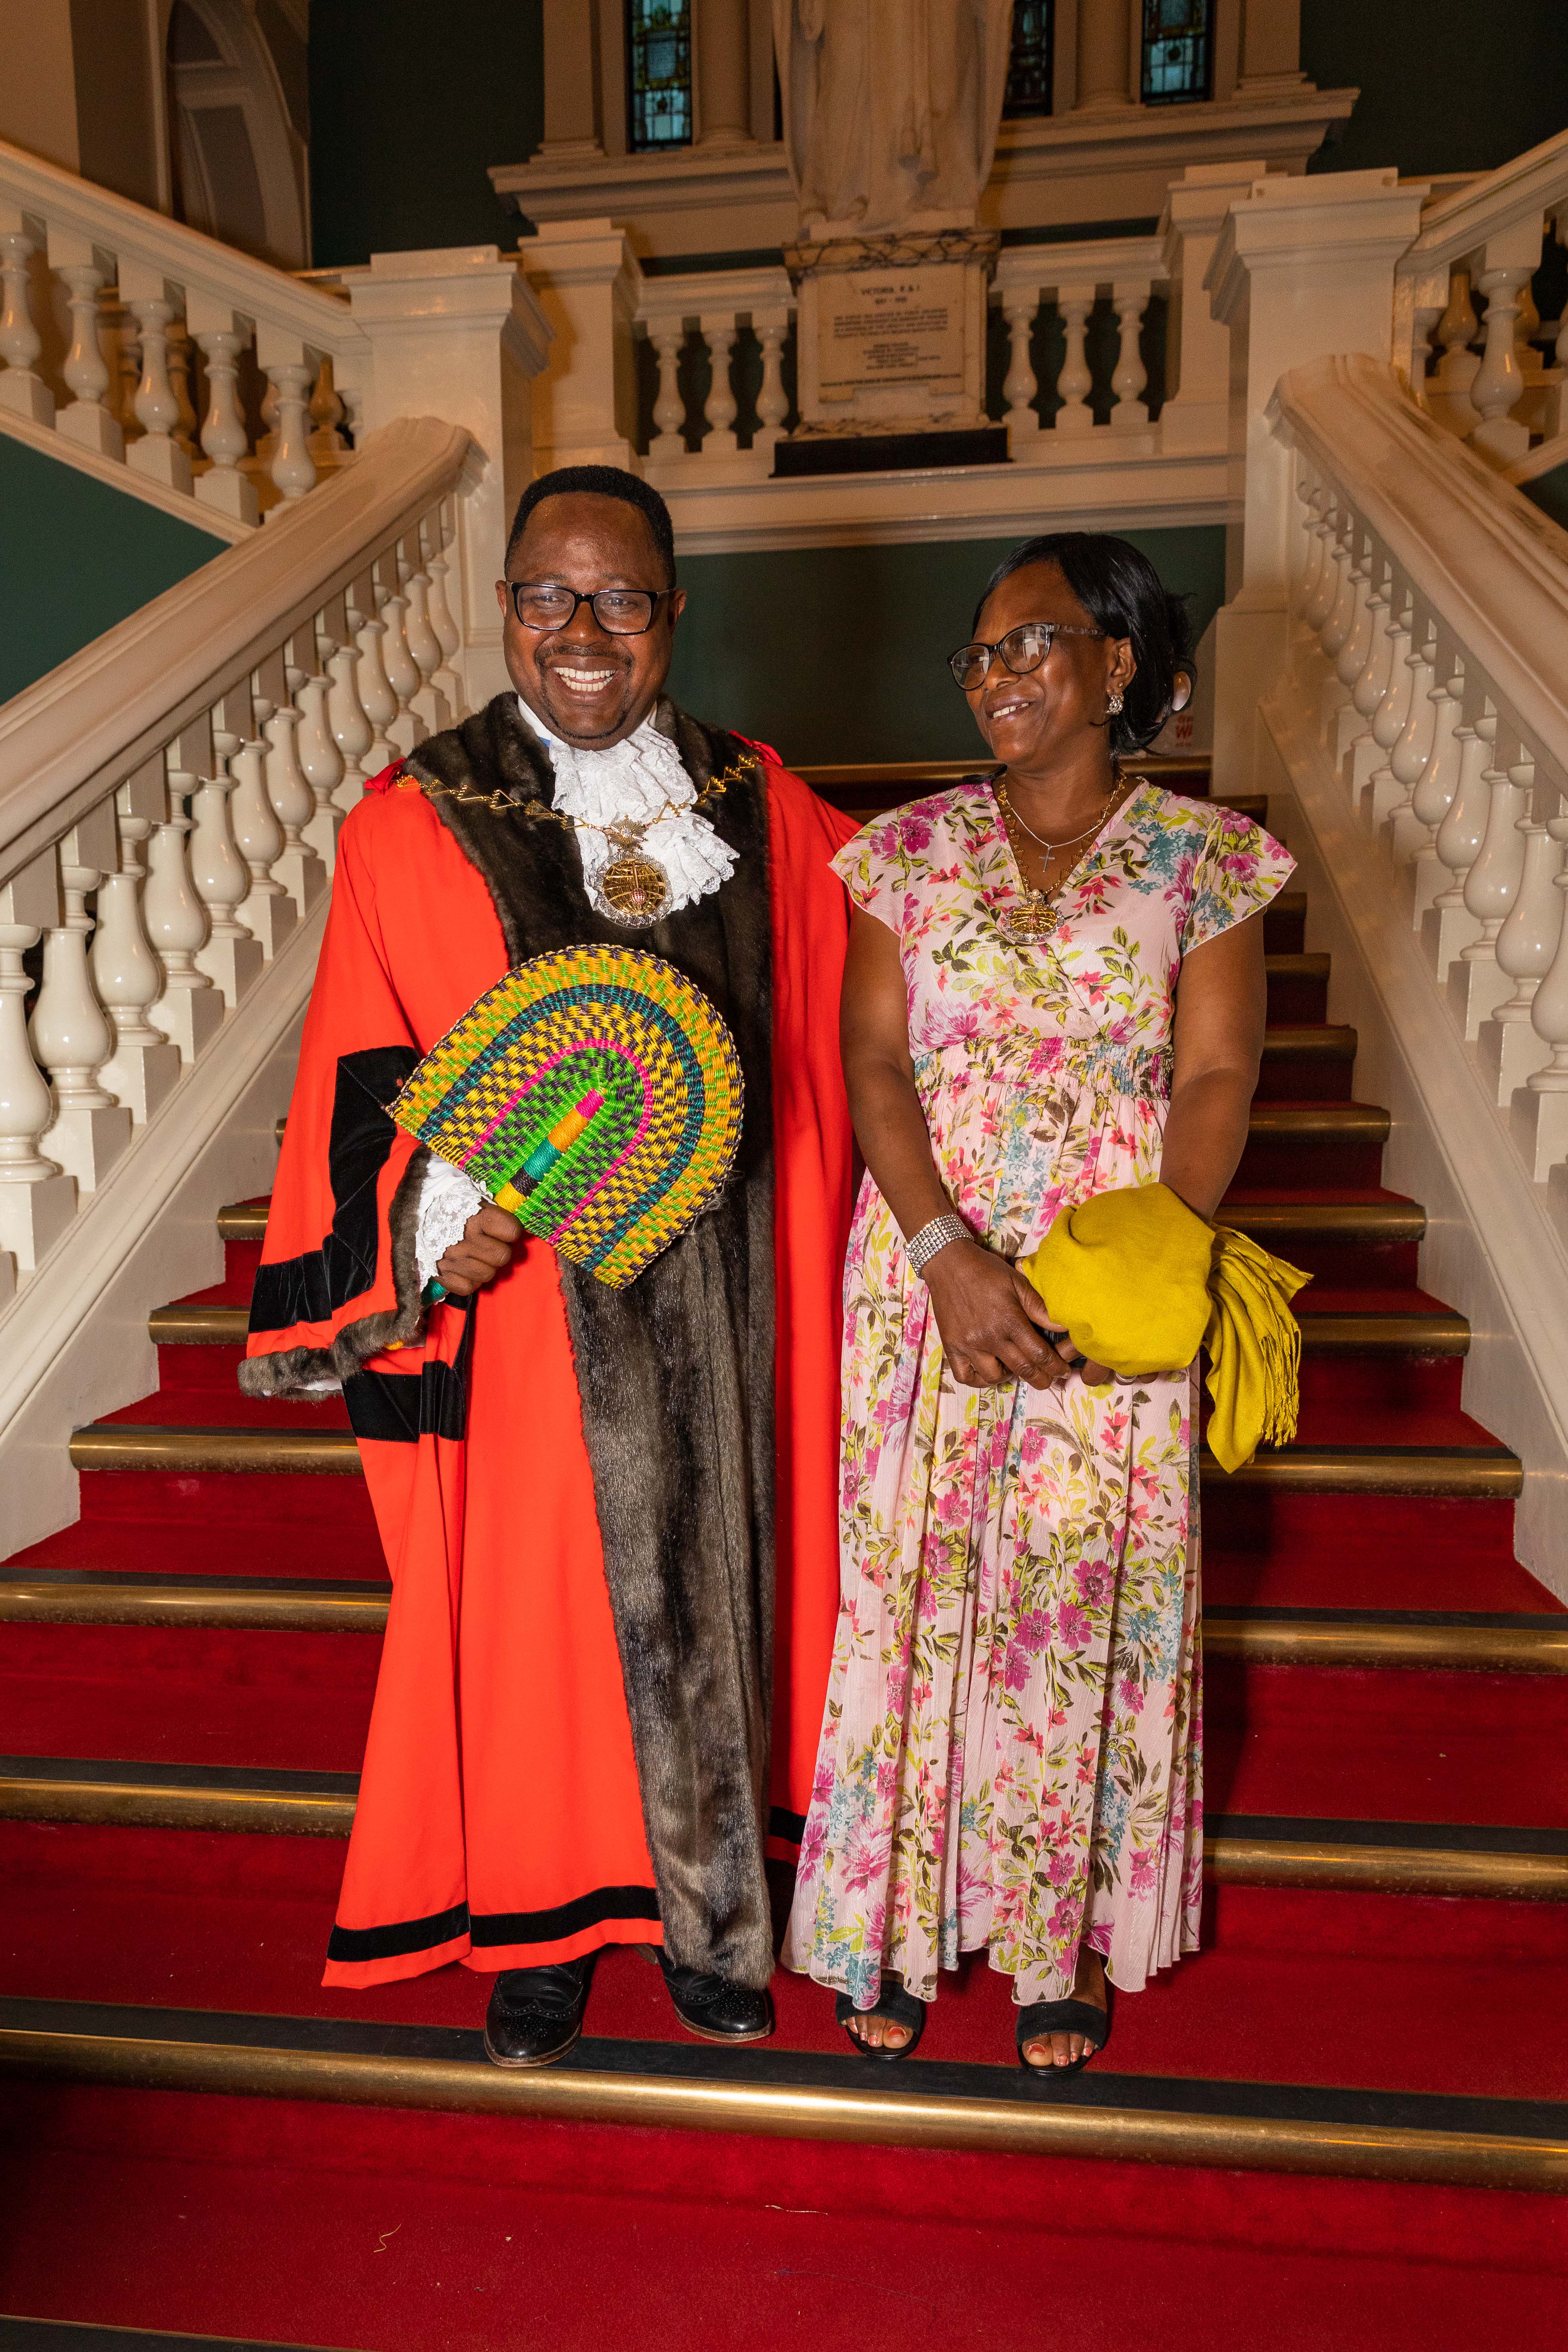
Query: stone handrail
xmin=1270 ymin=350 xmax=1568 ymax=1211
xmin=0 ymin=131 xmax=369 ymax=525
xmin=1393 ymin=126 xmax=1568 ymax=468
xmin=0 ymin=415 xmax=469 ymax=1312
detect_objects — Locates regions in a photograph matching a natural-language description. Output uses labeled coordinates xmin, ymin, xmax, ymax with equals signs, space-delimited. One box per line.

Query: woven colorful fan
xmin=389 ymin=944 xmax=744 ymax=1289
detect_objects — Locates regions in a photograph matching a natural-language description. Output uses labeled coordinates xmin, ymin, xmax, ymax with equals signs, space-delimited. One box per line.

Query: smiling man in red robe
xmin=242 ymin=466 xmax=854 ymax=2065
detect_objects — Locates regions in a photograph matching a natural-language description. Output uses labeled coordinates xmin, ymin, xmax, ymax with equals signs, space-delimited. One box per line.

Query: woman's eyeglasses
xmin=508 ymin=581 xmax=671 ymax=635
xmin=947 ymin=622 xmax=1106 ymax=691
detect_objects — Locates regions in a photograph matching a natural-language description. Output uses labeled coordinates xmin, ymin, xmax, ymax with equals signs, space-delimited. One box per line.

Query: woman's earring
xmin=1108 ymin=692 xmax=1124 ymax=714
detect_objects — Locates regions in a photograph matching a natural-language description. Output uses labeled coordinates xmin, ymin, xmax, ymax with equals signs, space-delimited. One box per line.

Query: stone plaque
xmin=819 ymin=263 xmax=967 ymax=403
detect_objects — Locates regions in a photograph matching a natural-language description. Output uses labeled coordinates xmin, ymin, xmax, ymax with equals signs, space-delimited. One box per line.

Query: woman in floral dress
xmin=783 ymin=534 xmax=1294 ymax=2070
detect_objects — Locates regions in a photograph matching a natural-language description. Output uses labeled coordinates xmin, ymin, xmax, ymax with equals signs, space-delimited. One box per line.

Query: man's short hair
xmin=505 ymin=465 xmax=677 ymax=588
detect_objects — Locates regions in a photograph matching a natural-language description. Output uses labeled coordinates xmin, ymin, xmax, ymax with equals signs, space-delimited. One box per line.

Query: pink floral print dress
xmin=783 ymin=777 xmax=1295 ymax=2012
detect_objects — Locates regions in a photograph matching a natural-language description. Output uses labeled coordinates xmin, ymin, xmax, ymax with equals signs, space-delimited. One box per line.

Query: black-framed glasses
xmin=947 ymin=622 xmax=1106 ymax=691
xmin=507 ymin=580 xmax=672 ymax=635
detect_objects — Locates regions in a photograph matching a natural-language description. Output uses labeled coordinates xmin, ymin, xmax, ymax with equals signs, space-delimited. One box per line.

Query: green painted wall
xmin=308 ymin=0 xmax=543 ymax=268
xmin=0 ymin=435 xmax=226 ymax=706
xmin=1521 ymin=463 xmax=1568 ymax=537
xmin=665 ymin=526 xmax=1227 ymax=766
xmin=1302 ymin=1 xmax=1568 ymax=177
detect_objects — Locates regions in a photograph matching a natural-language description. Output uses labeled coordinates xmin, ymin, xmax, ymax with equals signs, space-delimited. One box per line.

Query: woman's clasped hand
xmin=922 ymin=1234 xmax=1107 ymax=1390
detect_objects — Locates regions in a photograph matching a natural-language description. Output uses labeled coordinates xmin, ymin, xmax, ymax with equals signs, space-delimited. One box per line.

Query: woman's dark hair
xmin=971 ymin=531 xmax=1195 ymax=758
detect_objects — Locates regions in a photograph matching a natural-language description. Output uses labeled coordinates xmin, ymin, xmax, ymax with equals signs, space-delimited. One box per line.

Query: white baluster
xmin=648 ymin=325 xmax=687 ymax=458
xmin=294 ymin=673 xmax=348 ymax=853
xmin=424 ymin=509 xmax=465 ymax=716
xmin=259 ymin=686 xmax=329 ymax=902
xmin=1451 ymin=728 xmax=1528 ymax=1036
xmin=1109 ymin=280 xmax=1149 ymax=432
xmin=1516 ymin=797 xmax=1568 ymax=1182
xmin=1304 ymin=505 xmax=1343 ymax=633
xmin=378 ymin=568 xmax=425 ymax=755
xmin=0 ymin=855 xmax=77 ymax=1272
xmin=402 ymin=557 xmax=449 ymax=735
xmin=1333 ymin=548 xmax=1373 ymax=686
xmin=1361 ymin=599 xmax=1413 ymax=826
xmin=55 ymin=262 xmax=123 ymax=459
xmin=1340 ymin=566 xmax=1393 ymax=800
xmin=1427 ymin=267 xmax=1481 ymax=438
xmin=1470 ymin=265 xmax=1533 ymax=465
xmin=308 ymin=355 xmax=348 ymax=462
xmin=1480 ymin=763 xmax=1564 ymax=1104
xmin=145 ymin=755 xmax=223 ymax=1064
xmin=327 ymin=646 xmax=376 ymax=809
xmin=1318 ymin=525 xmax=1358 ymax=659
xmin=189 ymin=747 xmax=263 ymax=1007
xmin=266 ymin=360 xmax=317 ymax=501
xmin=126 ymin=298 xmax=194 ymax=493
xmin=95 ymin=772 xmax=182 ymax=1124
xmin=1053 ymin=288 xmax=1094 ymax=435
xmin=1001 ymin=289 xmax=1041 ymax=448
xmin=0 ymin=224 xmax=53 ymax=426
xmin=699 ymin=312 xmax=739 ymax=456
xmin=353 ymin=584 xmax=400 ymax=783
xmin=1386 ymin=633 xmax=1440 ymax=856
xmin=29 ymin=832 xmax=133 ymax=1192
xmin=754 ymin=308 xmax=790 ymax=454
xmin=1295 ymin=483 xmax=1329 ymax=621
xmin=1424 ymin=704 xmax=1491 ymax=976
xmin=194 ymin=328 xmax=259 ymax=524
xmin=229 ymin=740 xmax=296 ymax=959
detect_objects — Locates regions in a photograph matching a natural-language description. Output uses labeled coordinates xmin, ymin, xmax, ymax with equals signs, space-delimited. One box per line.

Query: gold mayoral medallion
xmin=599 ymin=844 xmax=673 ymax=926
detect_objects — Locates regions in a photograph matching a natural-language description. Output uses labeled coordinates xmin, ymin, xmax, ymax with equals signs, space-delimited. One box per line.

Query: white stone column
xmin=1206 ymin=171 xmax=1429 ymax=791
xmin=1075 ymin=0 xmax=1133 ymax=108
xmin=349 ymin=246 xmax=553 ymax=708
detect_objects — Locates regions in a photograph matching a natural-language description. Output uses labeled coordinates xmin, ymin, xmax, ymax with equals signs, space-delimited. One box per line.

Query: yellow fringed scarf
xmin=1016 ymin=1183 xmax=1311 ymax=1473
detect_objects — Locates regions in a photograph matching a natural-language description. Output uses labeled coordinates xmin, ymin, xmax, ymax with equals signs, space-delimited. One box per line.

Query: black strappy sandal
xmin=836 ymin=1983 xmax=925 ymax=2061
xmin=1016 ymin=1997 xmax=1108 ymax=2078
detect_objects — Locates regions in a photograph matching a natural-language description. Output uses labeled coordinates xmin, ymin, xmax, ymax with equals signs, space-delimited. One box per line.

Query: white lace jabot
xmin=412 ymin=702 xmax=737 ymax=1290
xmin=517 ymin=697 xmax=736 ymax=920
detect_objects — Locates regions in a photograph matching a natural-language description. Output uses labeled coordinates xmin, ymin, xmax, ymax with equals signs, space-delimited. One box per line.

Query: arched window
xmin=166 ymin=0 xmax=308 ymax=268
xmin=1142 ymin=0 xmax=1214 ymax=105
xmin=1003 ymin=0 xmax=1053 ymax=118
xmin=627 ymin=1 xmax=693 ymax=152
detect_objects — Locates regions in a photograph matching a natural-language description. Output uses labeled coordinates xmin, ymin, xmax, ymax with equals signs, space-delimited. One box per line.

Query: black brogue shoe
xmin=483 ymin=1958 xmax=591 ymax=2068
xmin=658 ymin=1954 xmax=775 ymax=2044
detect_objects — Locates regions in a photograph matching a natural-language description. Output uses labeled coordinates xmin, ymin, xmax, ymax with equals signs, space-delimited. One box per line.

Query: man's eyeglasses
xmin=948 ymin=622 xmax=1106 ymax=691
xmin=507 ymin=581 xmax=672 ymax=635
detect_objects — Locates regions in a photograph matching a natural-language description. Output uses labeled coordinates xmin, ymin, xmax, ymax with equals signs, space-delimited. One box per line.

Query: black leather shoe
xmin=658 ymin=1954 xmax=774 ymax=2044
xmin=483 ymin=1959 xmax=590 ymax=2068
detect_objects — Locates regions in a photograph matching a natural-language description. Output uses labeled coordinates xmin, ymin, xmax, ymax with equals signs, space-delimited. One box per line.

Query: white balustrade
xmin=54 ymin=259 xmax=121 ymax=459
xmin=424 ymin=507 xmax=466 ymax=717
xmin=265 ymin=357 xmax=318 ymax=501
xmin=0 ymin=854 xmax=76 ymax=1271
xmin=699 ymin=311 xmax=740 ymax=457
xmin=255 ymin=646 xmax=327 ymax=908
xmin=195 ymin=328 xmax=259 ymax=524
xmin=293 ymin=663 xmax=349 ymax=857
xmin=1518 ymin=822 xmax=1568 ymax=1179
xmin=1054 ymin=289 xmax=1095 ymax=436
xmin=1451 ymin=726 xmax=1529 ymax=1036
xmin=351 ymin=576 xmax=399 ymax=785
xmin=1478 ymin=766 xmax=1566 ymax=1104
xmin=29 ymin=819 xmax=133 ymax=1193
xmin=1426 ymin=705 xmax=1492 ymax=977
xmin=229 ymin=740 xmax=295 ymax=960
xmin=0 ymin=221 xmax=52 ymax=425
xmin=127 ymin=297 xmax=194 ymax=494
xmin=376 ymin=556 xmax=425 ymax=756
xmin=95 ymin=766 xmax=182 ymax=1124
xmin=1361 ymin=599 xmax=1414 ymax=826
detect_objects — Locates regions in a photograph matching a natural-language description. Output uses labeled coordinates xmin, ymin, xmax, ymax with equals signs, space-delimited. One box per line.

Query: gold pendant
xmin=997 ymin=895 xmax=1055 ymax=946
xmin=599 ymin=850 xmax=673 ymax=927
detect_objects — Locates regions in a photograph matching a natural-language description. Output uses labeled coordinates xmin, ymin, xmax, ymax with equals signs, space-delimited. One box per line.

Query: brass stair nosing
xmin=1296 ymin=1312 xmax=1469 ymax=1355
xmin=148 ymin=1304 xmax=251 ymax=1344
xmin=0 ymin=2025 xmax=1558 ymax=2191
xmin=0 ymin=1774 xmax=355 ymax=1837
xmin=65 ymin=1425 xmax=1521 ymax=1495
xmin=0 ymin=1582 xmax=389 ymax=1631
xmin=1203 ymin=1621 xmax=1567 ymax=1673
xmin=1265 ymin=952 xmax=1331 ymax=979
xmin=1260 ymin=1027 xmax=1357 ymax=1059
xmin=1217 ymin=1201 xmax=1425 ymax=1243
xmin=218 ymin=1201 xmax=270 ymax=1239
xmin=1246 ymin=1103 xmax=1391 ymax=1138
xmin=1205 ymin=1835 xmax=1568 ymax=1901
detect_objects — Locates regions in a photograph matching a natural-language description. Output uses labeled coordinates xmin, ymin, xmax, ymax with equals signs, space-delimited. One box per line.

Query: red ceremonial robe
xmin=242 ymin=712 xmax=854 ymax=1990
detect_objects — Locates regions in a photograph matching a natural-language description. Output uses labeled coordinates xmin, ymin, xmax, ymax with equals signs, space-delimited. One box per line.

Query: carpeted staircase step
xmin=60 ymin=1420 xmax=1525 ymax=1494
xmin=11 ymin=1579 xmax=1561 ymax=1670
xmin=0 ymin=1994 xmax=1561 ymax=2192
xmin=4 ymin=1760 xmax=1560 ymax=1901
xmin=0 ymin=2324 xmax=353 ymax=2352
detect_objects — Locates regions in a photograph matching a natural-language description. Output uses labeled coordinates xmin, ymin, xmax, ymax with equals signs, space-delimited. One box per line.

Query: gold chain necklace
xmin=409 ymin=749 xmax=757 ymax=927
xmin=993 ymin=770 xmax=1126 ymax=947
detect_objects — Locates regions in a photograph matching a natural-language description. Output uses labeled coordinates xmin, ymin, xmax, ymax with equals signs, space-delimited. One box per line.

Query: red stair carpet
xmin=2 ymin=763 xmax=1565 ymax=2352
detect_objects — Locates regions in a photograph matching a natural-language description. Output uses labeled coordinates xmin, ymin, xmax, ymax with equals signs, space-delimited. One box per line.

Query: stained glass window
xmin=627 ymin=0 xmax=692 ymax=151
xmin=1142 ymin=0 xmax=1212 ymax=105
xmin=1003 ymin=0 xmax=1053 ymax=118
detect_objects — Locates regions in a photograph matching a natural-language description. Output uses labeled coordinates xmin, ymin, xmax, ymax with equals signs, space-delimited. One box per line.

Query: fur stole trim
xmin=407 ymin=693 xmax=779 ymax=1987
xmin=237 ymin=1149 xmax=428 ymax=1398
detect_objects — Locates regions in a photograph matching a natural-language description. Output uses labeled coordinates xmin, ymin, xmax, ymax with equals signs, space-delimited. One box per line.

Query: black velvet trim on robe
xmin=406 ymin=692 xmax=778 ymax=1990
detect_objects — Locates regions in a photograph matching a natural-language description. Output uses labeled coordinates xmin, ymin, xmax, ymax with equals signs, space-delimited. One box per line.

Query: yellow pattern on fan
xmin=389 ymin=944 xmax=744 ymax=1288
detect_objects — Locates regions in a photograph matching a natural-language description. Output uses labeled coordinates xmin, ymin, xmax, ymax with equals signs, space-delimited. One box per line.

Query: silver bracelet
xmin=905 ymin=1212 xmax=970 ymax=1277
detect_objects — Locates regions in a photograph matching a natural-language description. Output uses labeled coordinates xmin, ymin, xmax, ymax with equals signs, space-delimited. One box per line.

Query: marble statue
xmin=774 ymin=0 xmax=1014 ymax=238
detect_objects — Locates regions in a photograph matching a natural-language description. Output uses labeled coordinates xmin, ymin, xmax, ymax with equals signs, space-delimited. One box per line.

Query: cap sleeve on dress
xmin=831 ymin=815 xmax=909 ymax=937
xmin=1180 ymin=805 xmax=1296 ymax=955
